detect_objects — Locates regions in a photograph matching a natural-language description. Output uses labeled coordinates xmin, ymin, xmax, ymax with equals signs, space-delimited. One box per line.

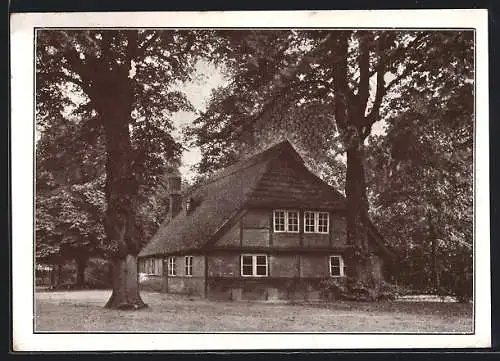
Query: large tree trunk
xmin=332 ymin=32 xmax=382 ymax=295
xmin=105 ymin=255 xmax=144 ymax=309
xmin=346 ymin=145 xmax=369 ymax=249
xmin=101 ymin=104 xmax=147 ymax=309
xmin=95 ymin=32 xmax=146 ymax=309
xmin=345 ymin=145 xmax=373 ymax=285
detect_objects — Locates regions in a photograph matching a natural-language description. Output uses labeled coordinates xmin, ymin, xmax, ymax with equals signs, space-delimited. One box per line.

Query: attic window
xmin=273 ymin=210 xmax=299 ymax=233
xmin=304 ymin=211 xmax=329 ymax=234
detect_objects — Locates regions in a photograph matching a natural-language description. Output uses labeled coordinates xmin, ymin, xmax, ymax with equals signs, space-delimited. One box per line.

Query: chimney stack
xmin=166 ymin=167 xmax=182 ymax=219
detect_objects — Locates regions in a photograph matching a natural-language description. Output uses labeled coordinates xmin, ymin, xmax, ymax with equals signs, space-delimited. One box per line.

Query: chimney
xmin=166 ymin=167 xmax=182 ymax=219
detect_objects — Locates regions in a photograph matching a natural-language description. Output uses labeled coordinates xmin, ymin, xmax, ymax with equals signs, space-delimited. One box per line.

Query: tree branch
xmin=363 ymin=34 xmax=428 ymax=137
xmin=384 ymin=60 xmax=421 ymax=92
xmin=363 ymin=58 xmax=386 ymax=136
xmin=333 ymin=32 xmax=351 ymax=134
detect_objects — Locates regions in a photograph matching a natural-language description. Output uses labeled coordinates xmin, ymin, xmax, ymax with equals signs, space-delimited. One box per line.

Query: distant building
xmin=138 ymin=140 xmax=390 ymax=301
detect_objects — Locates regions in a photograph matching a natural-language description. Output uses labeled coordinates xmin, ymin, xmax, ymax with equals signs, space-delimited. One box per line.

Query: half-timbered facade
xmin=138 ymin=140 xmax=390 ymax=301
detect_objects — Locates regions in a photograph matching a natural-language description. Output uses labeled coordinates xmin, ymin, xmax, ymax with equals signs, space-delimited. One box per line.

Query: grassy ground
xmin=35 ymin=290 xmax=473 ymax=333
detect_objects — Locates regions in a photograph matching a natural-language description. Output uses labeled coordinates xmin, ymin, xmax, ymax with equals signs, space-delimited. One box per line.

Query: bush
xmin=319 ymin=277 xmax=402 ymax=302
xmin=319 ymin=278 xmax=347 ymax=300
xmin=376 ymin=281 xmax=409 ymax=301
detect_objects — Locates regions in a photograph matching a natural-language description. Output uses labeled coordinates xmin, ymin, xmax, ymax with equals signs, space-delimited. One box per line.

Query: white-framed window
xmin=329 ymin=255 xmax=345 ymax=277
xmin=287 ymin=211 xmax=299 ymax=232
xmin=168 ymin=256 xmax=176 ymax=276
xmin=241 ymin=254 xmax=268 ymax=277
xmin=273 ymin=210 xmax=285 ymax=232
xmin=273 ymin=210 xmax=299 ymax=233
xmin=318 ymin=212 xmax=329 ymax=233
xmin=185 ymin=256 xmax=193 ymax=276
xmin=304 ymin=211 xmax=315 ymax=233
xmin=304 ymin=211 xmax=330 ymax=234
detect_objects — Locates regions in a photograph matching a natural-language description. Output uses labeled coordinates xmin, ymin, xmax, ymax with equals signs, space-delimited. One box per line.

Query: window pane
xmin=274 ymin=211 xmax=285 ymax=231
xmin=242 ymin=265 xmax=253 ymax=276
xmin=305 ymin=212 xmax=315 ymax=232
xmin=242 ymin=256 xmax=253 ymax=266
xmin=330 ymin=267 xmax=341 ymax=276
xmin=318 ymin=212 xmax=329 ymax=233
xmin=256 ymin=265 xmax=267 ymax=276
xmin=287 ymin=211 xmax=299 ymax=232
xmin=330 ymin=256 xmax=342 ymax=276
xmin=169 ymin=257 xmax=176 ymax=276
xmin=330 ymin=256 xmax=340 ymax=268
xmin=256 ymin=255 xmax=267 ymax=265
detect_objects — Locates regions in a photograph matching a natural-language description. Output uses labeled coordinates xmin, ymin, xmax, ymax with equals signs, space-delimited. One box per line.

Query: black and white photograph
xmin=10 ymin=10 xmax=490 ymax=350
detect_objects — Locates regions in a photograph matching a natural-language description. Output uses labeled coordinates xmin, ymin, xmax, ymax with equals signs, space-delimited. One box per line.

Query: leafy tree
xmin=36 ymin=108 xmax=107 ymax=287
xmin=188 ymin=30 xmax=473 ymax=287
xmin=366 ymin=73 xmax=473 ymax=300
xmin=36 ymin=30 xmax=212 ymax=308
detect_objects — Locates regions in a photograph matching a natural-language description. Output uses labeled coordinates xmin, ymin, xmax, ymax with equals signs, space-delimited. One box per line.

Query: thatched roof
xmin=138 ymin=140 xmax=349 ymax=257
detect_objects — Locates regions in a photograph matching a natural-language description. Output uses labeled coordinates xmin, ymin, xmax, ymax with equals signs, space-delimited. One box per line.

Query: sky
xmin=170 ymin=61 xmax=227 ymax=181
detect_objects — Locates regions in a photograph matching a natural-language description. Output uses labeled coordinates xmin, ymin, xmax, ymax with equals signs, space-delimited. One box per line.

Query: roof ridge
xmin=189 ymin=140 xmax=297 ymax=193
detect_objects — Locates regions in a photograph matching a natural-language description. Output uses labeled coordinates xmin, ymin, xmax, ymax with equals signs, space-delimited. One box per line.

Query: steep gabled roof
xmin=138 ymin=140 xmax=346 ymax=257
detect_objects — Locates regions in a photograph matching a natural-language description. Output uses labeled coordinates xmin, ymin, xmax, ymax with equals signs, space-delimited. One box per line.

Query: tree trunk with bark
xmin=346 ymin=145 xmax=369 ymax=250
xmin=332 ymin=31 xmax=383 ymax=291
xmin=100 ymin=100 xmax=147 ymax=309
xmin=91 ymin=31 xmax=146 ymax=310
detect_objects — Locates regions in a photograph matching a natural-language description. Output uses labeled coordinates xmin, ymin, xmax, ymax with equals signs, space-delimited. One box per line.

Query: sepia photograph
xmin=11 ymin=10 xmax=490 ymax=350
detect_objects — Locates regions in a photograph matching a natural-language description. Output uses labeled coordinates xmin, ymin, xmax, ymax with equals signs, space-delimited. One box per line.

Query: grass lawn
xmin=35 ymin=290 xmax=473 ymax=333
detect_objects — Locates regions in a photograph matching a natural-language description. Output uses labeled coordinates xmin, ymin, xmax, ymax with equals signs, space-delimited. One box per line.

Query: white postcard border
xmin=11 ymin=9 xmax=490 ymax=351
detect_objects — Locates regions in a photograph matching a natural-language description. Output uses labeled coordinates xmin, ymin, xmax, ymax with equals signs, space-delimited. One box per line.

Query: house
xmin=138 ymin=140 xmax=391 ymax=301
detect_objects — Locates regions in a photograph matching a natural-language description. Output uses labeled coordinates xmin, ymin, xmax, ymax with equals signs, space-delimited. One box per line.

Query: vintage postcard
xmin=10 ymin=9 xmax=490 ymax=351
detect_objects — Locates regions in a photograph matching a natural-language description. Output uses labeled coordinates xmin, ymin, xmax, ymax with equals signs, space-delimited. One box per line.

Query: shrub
xmin=319 ymin=278 xmax=347 ymax=300
xmin=376 ymin=281 xmax=408 ymax=301
xmin=319 ymin=277 xmax=402 ymax=302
